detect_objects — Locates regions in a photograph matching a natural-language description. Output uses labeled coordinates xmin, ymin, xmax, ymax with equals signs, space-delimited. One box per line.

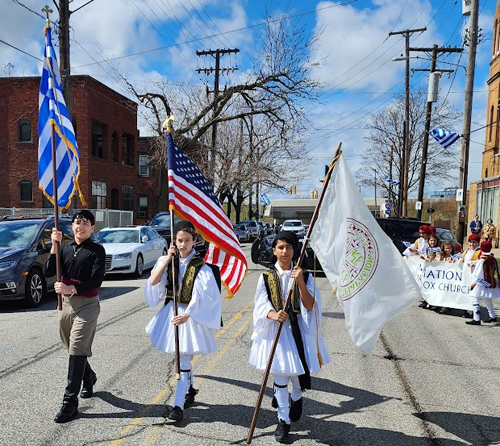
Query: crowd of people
xmin=403 ymin=223 xmax=499 ymax=325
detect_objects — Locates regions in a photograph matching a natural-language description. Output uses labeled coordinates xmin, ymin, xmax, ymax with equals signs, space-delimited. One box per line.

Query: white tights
xmin=173 ymin=355 xmax=193 ymax=409
xmin=273 ymin=375 xmax=303 ymax=424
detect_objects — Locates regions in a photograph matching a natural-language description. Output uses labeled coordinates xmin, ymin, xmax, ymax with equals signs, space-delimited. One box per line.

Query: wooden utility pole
xmin=457 ymin=0 xmax=479 ymax=245
xmin=389 ymin=27 xmax=427 ymax=216
xmin=58 ymin=0 xmax=71 ymax=114
xmin=196 ymin=48 xmax=239 ymax=183
xmin=411 ymin=44 xmax=463 ymax=221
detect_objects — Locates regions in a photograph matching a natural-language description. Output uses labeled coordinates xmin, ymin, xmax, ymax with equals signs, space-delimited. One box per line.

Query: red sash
xmin=61 ymin=277 xmax=98 ymax=297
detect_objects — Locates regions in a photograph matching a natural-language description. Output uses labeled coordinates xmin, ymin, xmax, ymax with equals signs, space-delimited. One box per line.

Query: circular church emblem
xmin=338 ymin=218 xmax=379 ymax=301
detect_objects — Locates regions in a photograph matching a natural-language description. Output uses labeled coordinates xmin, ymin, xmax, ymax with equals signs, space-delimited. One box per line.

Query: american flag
xmin=38 ymin=23 xmax=85 ymax=210
xmin=166 ymin=131 xmax=247 ymax=297
xmin=429 ymin=128 xmax=461 ymax=149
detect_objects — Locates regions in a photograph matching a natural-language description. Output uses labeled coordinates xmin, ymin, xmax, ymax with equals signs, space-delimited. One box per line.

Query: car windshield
xmin=150 ymin=214 xmax=171 ymax=227
xmin=438 ymin=230 xmax=453 ymax=242
xmin=0 ymin=221 xmax=41 ymax=247
xmin=97 ymin=230 xmax=139 ymax=243
xmin=284 ymin=221 xmax=302 ymax=227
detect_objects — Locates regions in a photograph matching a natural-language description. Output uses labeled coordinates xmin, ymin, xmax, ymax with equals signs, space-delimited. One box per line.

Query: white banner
xmin=405 ymin=257 xmax=472 ymax=310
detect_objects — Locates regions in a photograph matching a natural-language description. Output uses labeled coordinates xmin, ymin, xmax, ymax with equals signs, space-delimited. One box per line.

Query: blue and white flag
xmin=259 ymin=193 xmax=271 ymax=205
xmin=38 ymin=24 xmax=85 ymax=210
xmin=385 ymin=176 xmax=400 ymax=186
xmin=429 ymin=128 xmax=460 ymax=149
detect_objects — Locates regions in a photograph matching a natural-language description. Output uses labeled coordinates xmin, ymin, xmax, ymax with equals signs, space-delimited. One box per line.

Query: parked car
xmin=251 ymin=233 xmax=323 ymax=272
xmin=375 ymin=217 xmax=426 ymax=254
xmin=435 ymin=228 xmax=462 ymax=253
xmin=96 ymin=226 xmax=167 ymax=277
xmin=264 ymin=222 xmax=273 ymax=235
xmin=281 ymin=219 xmax=306 ymax=233
xmin=257 ymin=221 xmax=267 ymax=237
xmin=239 ymin=219 xmax=260 ymax=240
xmin=148 ymin=212 xmax=209 ymax=256
xmin=233 ymin=223 xmax=251 ymax=243
xmin=0 ymin=216 xmax=96 ymax=307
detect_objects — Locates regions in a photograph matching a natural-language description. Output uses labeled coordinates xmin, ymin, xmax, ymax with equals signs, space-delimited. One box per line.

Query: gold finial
xmin=41 ymin=5 xmax=53 ymax=24
xmin=162 ymin=115 xmax=175 ymax=134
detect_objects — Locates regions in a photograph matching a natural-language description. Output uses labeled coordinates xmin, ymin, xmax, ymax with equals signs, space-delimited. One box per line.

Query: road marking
xmin=108 ymin=299 xmax=254 ymax=446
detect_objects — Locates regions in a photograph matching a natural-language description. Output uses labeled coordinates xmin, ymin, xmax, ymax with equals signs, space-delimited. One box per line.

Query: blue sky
xmin=1 ymin=0 xmax=497 ymax=199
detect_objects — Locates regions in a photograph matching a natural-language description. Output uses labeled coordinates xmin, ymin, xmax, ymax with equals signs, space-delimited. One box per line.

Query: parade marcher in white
xmin=466 ymin=240 xmax=500 ymax=326
xmin=249 ymin=231 xmax=330 ymax=443
xmin=145 ymin=221 xmax=222 ymax=422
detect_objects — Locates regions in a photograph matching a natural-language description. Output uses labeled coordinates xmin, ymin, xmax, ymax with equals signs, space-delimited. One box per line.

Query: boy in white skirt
xmin=144 ymin=221 xmax=221 ymax=422
xmin=249 ymin=231 xmax=331 ymax=443
xmin=466 ymin=240 xmax=499 ymax=325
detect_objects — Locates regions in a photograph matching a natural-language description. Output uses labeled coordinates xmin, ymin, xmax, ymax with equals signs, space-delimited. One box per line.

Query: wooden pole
xmin=51 ymin=125 xmax=62 ymax=311
xmin=246 ymin=143 xmax=342 ymax=444
xmin=170 ymin=208 xmax=181 ymax=381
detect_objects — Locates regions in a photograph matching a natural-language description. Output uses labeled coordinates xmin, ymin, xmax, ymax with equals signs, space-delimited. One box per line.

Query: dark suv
xmin=0 ymin=216 xmax=82 ymax=307
xmin=148 ymin=212 xmax=209 ymax=257
xmin=375 ymin=217 xmax=427 ymax=253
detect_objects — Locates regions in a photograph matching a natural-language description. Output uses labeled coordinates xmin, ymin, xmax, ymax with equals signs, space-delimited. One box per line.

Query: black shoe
xmin=418 ymin=302 xmax=428 ymax=308
xmin=184 ymin=386 xmax=198 ymax=408
xmin=462 ymin=310 xmax=473 ymax=318
xmin=274 ymin=419 xmax=291 ymax=443
xmin=80 ymin=374 xmax=97 ymax=399
xmin=289 ymin=397 xmax=303 ymax=422
xmin=168 ymin=406 xmax=183 ymax=422
xmin=465 ymin=320 xmax=481 ymax=325
xmin=438 ymin=308 xmax=448 ymax=315
xmin=271 ymin=396 xmax=278 ymax=409
xmin=484 ymin=317 xmax=498 ymax=323
xmin=54 ymin=403 xmax=78 ymax=423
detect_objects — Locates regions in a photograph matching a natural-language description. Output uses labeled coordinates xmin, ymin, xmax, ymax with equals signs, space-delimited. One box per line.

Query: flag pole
xmin=163 ymin=115 xmax=181 ymax=380
xmin=246 ymin=142 xmax=342 ymax=444
xmin=50 ymin=124 xmax=63 ymax=311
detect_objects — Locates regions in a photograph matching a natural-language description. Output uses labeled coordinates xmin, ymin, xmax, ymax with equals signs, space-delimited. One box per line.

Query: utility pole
xmin=196 ymin=48 xmax=239 ymax=183
xmin=411 ymin=44 xmax=463 ymax=221
xmin=389 ymin=27 xmax=426 ymax=217
xmin=457 ymin=0 xmax=479 ymax=245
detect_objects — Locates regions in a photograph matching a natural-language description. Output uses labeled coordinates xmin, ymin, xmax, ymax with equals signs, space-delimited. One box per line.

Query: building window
xmin=91 ymin=119 xmax=107 ymax=159
xmin=41 ymin=193 xmax=52 ymax=208
xmin=19 ymin=181 xmax=33 ymax=201
xmin=122 ymin=185 xmax=134 ymax=211
xmin=138 ymin=154 xmax=150 ymax=177
xmin=490 ymin=105 xmax=494 ymax=143
xmin=122 ymin=132 xmax=134 ymax=166
xmin=92 ymin=180 xmax=107 ymax=209
xmin=18 ymin=120 xmax=31 ymax=142
xmin=138 ymin=195 xmax=148 ymax=218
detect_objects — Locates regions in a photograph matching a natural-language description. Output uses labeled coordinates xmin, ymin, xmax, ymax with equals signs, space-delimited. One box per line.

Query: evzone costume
xmin=249 ymin=231 xmax=330 ymax=443
xmin=466 ymin=240 xmax=499 ymax=325
xmin=144 ymin=221 xmax=221 ymax=422
xmin=403 ymin=225 xmax=431 ymax=257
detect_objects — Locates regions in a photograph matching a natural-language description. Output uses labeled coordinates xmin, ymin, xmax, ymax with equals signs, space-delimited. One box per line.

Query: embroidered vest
xmin=164 ymin=255 xmax=206 ymax=305
xmin=483 ymin=255 xmax=498 ymax=288
xmin=262 ymin=268 xmax=309 ymax=313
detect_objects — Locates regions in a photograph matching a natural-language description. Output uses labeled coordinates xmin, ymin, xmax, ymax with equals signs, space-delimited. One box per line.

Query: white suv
xmin=281 ymin=219 xmax=305 ymax=233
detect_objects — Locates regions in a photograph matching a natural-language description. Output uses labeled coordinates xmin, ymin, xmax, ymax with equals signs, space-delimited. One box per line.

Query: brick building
xmin=468 ymin=1 xmax=500 ymax=231
xmin=0 ymin=75 xmax=162 ymax=223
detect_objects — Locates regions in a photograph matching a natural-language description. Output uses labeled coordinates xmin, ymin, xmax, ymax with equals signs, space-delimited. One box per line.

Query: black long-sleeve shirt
xmin=44 ymin=238 xmax=106 ymax=295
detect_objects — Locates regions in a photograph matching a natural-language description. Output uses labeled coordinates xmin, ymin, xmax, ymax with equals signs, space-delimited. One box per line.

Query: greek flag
xmin=259 ymin=193 xmax=271 ymax=205
xmin=429 ymin=128 xmax=460 ymax=149
xmin=385 ymin=176 xmax=400 ymax=186
xmin=38 ymin=24 xmax=85 ymax=210
xmin=477 ymin=277 xmax=491 ymax=288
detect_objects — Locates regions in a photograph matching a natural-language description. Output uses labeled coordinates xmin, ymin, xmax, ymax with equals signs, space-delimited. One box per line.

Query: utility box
xmin=462 ymin=0 xmax=471 ymax=15
xmin=427 ymin=72 xmax=440 ymax=103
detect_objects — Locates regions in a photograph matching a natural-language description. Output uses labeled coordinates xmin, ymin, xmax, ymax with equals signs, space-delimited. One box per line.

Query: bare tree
xmin=113 ymin=11 xmax=321 ymax=212
xmin=358 ymin=89 xmax=461 ymax=213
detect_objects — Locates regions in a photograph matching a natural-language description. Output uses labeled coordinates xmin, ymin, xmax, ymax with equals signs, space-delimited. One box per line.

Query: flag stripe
xmin=430 ymin=128 xmax=460 ymax=148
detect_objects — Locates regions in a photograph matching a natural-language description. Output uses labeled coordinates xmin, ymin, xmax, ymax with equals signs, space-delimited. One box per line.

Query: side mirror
xmin=141 ymin=235 xmax=149 ymax=243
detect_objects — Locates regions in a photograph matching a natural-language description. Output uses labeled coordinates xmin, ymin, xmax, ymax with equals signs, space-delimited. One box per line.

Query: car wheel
xmin=133 ymin=255 xmax=144 ymax=278
xmin=24 ymin=268 xmax=46 ymax=308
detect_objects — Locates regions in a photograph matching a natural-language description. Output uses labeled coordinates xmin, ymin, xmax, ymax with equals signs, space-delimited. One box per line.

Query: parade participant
xmin=403 ymin=225 xmax=430 ymax=257
xmin=470 ymin=215 xmax=483 ymax=236
xmin=461 ymin=233 xmax=481 ymax=269
xmin=422 ymin=234 xmax=440 ymax=262
xmin=145 ymin=220 xmax=221 ymax=423
xmin=249 ymin=231 xmax=331 ymax=443
xmin=466 ymin=240 xmax=500 ymax=325
xmin=481 ymin=219 xmax=497 ymax=242
xmin=44 ymin=210 xmax=106 ymax=423
xmin=438 ymin=240 xmax=455 ymax=262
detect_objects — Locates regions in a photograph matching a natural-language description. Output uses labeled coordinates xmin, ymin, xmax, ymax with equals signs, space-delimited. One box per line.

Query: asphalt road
xmin=1 ymin=244 xmax=500 ymax=446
